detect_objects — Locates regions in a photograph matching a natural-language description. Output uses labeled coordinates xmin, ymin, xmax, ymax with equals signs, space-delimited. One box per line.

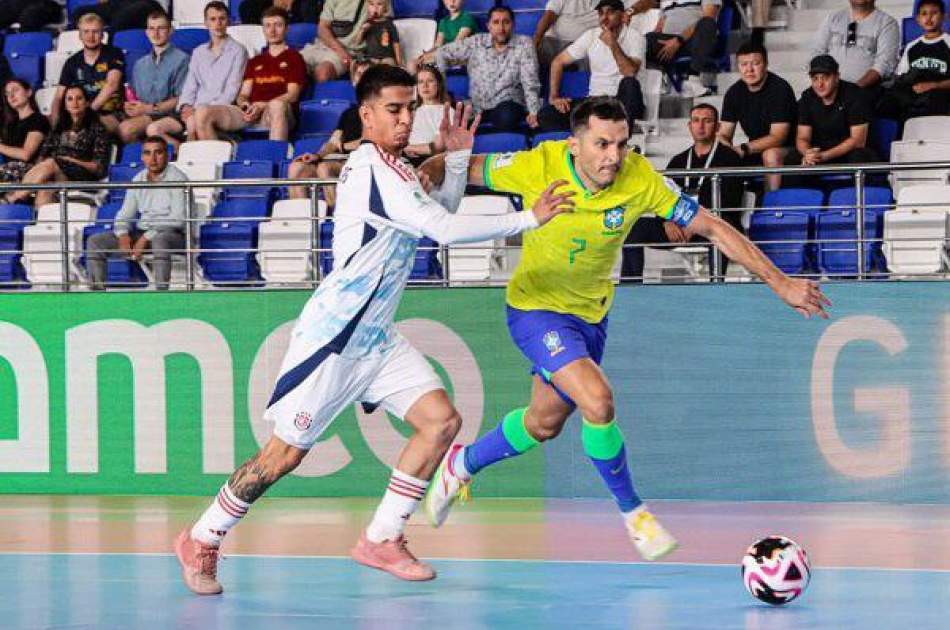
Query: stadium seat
xmin=513 ymin=9 xmax=544 ymax=36
xmin=208 ymin=198 xmax=271 ymax=225
xmin=412 ymin=237 xmax=443 ymax=281
xmin=448 ymin=195 xmax=514 ymax=282
xmin=445 ymin=73 xmax=469 ymax=100
xmin=473 ymin=132 xmax=528 ymax=154
xmin=8 ymin=54 xmax=44 ymax=89
xmin=393 ymin=0 xmax=440 ymax=18
xmin=112 ymin=29 xmax=150 ymax=54
xmin=178 ymin=140 xmax=234 ymax=165
xmin=228 ymin=24 xmax=267 ymax=57
xmin=530 ymin=131 xmax=570 ymax=147
xmin=256 ymin=199 xmax=324 ymax=283
xmin=318 ymin=220 xmax=334 ymax=276
xmin=106 ymin=163 xmax=142 ymax=203
xmin=170 ymin=160 xmax=220 ymax=216
xmin=230 ymin=0 xmax=242 ymax=24
xmin=748 ymin=210 xmax=812 ymax=275
xmin=235 ymin=139 xmax=290 ymax=163
xmin=80 ymin=201 xmax=148 ymax=287
xmin=298 ymin=99 xmax=352 ymax=137
xmin=197 ymin=223 xmax=263 ymax=285
xmin=117 ymin=142 xmax=177 ymax=166
xmin=817 ymin=187 xmax=892 ymax=276
xmin=394 ymin=19 xmax=438 ymax=63
xmin=870 ymin=117 xmax=898 ymax=161
xmin=755 ymin=188 xmax=825 ymax=273
xmin=287 ymin=22 xmax=318 ymax=49
xmin=308 ymin=79 xmax=357 ymax=102
xmin=221 ymin=160 xmax=278 ymax=201
xmin=3 ymin=32 xmax=54 ymax=56
xmin=22 ymin=202 xmax=95 ymax=286
xmin=903 ymin=116 xmax=950 ymax=143
xmin=43 ymin=52 xmax=70 ymax=86
xmin=67 ymin=0 xmax=99 ymax=26
xmin=55 ymin=30 xmax=84 ymax=54
xmin=889 ymin=140 xmax=950 ymax=197
xmin=507 ymin=0 xmax=546 ymax=8
xmin=173 ymin=1 xmax=209 ymax=26
xmin=884 ymin=185 xmax=950 ymax=274
xmin=559 ymin=71 xmax=591 ymax=99
xmin=171 ymin=28 xmax=211 ymax=54
xmin=0 ymin=204 xmax=35 ymax=287
xmin=466 ymin=0 xmax=498 ymax=13
xmin=34 ymin=87 xmax=57 ymax=116
xmin=294 ymin=135 xmax=332 ymax=156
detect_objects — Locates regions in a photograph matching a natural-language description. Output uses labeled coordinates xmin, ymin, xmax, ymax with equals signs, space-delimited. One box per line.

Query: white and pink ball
xmin=741 ymin=535 xmax=811 ymax=606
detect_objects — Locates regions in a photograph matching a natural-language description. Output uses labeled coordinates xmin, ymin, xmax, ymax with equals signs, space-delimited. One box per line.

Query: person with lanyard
xmin=621 ymin=102 xmax=743 ymax=282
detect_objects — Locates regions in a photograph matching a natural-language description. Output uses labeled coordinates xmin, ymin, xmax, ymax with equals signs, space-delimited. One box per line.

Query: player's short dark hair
xmin=261 ymin=5 xmax=290 ymax=23
xmin=204 ymin=1 xmax=229 ymax=17
xmin=142 ymin=135 xmax=167 ymax=150
xmin=488 ymin=5 xmax=515 ymax=22
xmin=917 ymin=0 xmax=945 ymax=14
xmin=146 ymin=9 xmax=171 ymax=25
xmin=356 ymin=64 xmax=416 ymax=104
xmin=690 ymin=102 xmax=719 ymax=121
xmin=570 ymin=96 xmax=628 ymax=133
xmin=736 ymin=40 xmax=768 ymax=63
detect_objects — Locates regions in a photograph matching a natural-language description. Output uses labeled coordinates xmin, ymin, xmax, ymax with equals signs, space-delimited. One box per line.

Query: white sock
xmin=365 ymin=469 xmax=428 ymax=543
xmin=191 ymin=484 xmax=250 ymax=546
xmin=452 ymin=447 xmax=472 ymax=482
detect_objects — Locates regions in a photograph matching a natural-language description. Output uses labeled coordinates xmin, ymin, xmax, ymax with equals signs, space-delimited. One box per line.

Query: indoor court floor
xmin=1 ymin=496 xmax=948 ymax=629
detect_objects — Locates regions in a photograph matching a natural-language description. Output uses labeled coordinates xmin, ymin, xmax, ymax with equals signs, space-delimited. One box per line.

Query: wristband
xmin=740 ymin=142 xmax=749 ymax=156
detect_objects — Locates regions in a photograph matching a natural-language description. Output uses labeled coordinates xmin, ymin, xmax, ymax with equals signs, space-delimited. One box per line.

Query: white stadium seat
xmin=889 ymin=140 xmax=950 ymax=198
xmin=177 ymin=140 xmax=234 ymax=165
xmin=21 ymin=202 xmax=95 ymax=286
xmin=256 ymin=199 xmax=325 ymax=283
xmin=227 ymin=25 xmax=267 ymax=58
xmin=43 ymin=52 xmax=69 ymax=86
xmin=448 ymin=195 xmax=513 ymax=283
xmin=902 ymin=116 xmax=950 ymax=143
xmin=34 ymin=87 xmax=57 ymax=115
xmin=394 ymin=19 xmax=437 ymax=65
xmin=883 ymin=185 xmax=950 ymax=275
xmin=173 ymin=0 xmax=214 ymax=27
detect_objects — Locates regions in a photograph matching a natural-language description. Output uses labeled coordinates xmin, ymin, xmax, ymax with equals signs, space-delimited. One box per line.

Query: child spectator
xmin=413 ymin=0 xmax=477 ymax=71
xmin=405 ymin=64 xmax=454 ymax=164
xmin=356 ymin=0 xmax=402 ymax=66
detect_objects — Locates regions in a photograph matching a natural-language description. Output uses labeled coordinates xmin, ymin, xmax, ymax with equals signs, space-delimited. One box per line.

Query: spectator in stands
xmin=782 ymin=54 xmax=876 ymax=184
xmin=146 ymin=1 xmax=248 ymax=150
xmin=718 ymin=41 xmax=796 ymax=191
xmin=303 ymin=0 xmax=389 ymax=83
xmin=51 ymin=12 xmax=125 ymax=135
xmin=621 ymin=102 xmax=743 ymax=281
xmin=193 ymin=6 xmax=306 ymax=142
xmin=86 ymin=136 xmax=187 ymax=291
xmin=0 ymin=0 xmax=61 ymax=32
xmin=412 ymin=0 xmax=478 ymax=73
xmin=355 ymin=0 xmax=402 ymax=66
xmin=424 ymin=6 xmax=542 ymax=131
xmin=534 ymin=0 xmax=601 ymax=66
xmin=240 ymin=0 xmax=324 ymax=25
xmin=287 ymin=58 xmax=372 ymax=202
xmin=810 ymin=0 xmax=899 ymax=98
xmin=0 ymin=78 xmax=50 ymax=190
xmin=7 ymin=85 xmax=109 ymax=207
xmin=878 ymin=0 xmax=950 ymax=120
xmin=116 ymin=10 xmax=190 ymax=145
xmin=744 ymin=0 xmax=772 ymax=47
xmin=539 ymin=0 xmax=646 ymax=132
xmin=405 ymin=64 xmax=454 ymax=164
xmin=634 ymin=0 xmax=721 ymax=96
xmin=71 ymin=0 xmax=166 ymax=32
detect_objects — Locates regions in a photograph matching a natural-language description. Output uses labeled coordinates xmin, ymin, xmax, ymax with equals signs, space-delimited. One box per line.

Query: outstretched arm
xmin=685 ymin=208 xmax=832 ymax=319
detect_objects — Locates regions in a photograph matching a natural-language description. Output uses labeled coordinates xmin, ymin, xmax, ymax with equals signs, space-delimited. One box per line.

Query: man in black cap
xmin=782 ymin=54 xmax=876 ymax=186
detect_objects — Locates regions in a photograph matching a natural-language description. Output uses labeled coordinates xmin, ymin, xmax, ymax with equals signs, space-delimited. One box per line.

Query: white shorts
xmin=265 ymin=333 xmax=443 ymax=449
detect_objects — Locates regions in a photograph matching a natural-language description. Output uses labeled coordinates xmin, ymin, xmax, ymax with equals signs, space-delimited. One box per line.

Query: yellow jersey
xmin=484 ymin=140 xmax=695 ymax=323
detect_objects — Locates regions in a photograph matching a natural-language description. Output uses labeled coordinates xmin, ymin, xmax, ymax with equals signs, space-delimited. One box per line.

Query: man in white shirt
xmin=534 ymin=0 xmax=601 ymax=65
xmin=539 ymin=0 xmax=646 ymax=131
xmin=174 ymin=64 xmax=572 ymax=594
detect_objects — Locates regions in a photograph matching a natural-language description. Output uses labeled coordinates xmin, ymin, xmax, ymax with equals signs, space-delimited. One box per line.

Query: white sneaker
xmin=423 ymin=444 xmax=471 ymax=528
xmin=625 ymin=506 xmax=678 ymax=561
xmin=682 ymin=76 xmax=713 ymax=97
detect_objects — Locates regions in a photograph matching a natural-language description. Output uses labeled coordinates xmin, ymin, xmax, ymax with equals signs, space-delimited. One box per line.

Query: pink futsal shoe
xmin=174 ymin=529 xmax=224 ymax=595
xmin=350 ymin=532 xmax=437 ymax=581
xmin=424 ymin=443 xmax=471 ymax=528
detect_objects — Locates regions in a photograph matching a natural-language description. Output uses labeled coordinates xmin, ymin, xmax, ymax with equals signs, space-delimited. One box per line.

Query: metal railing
xmin=1 ymin=159 xmax=949 ymax=291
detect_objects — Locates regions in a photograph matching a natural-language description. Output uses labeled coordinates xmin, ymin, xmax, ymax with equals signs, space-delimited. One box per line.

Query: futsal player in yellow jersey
xmin=423 ymin=97 xmax=831 ymax=560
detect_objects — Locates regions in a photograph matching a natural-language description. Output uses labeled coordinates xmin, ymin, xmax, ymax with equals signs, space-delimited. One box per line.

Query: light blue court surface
xmin=0 ymin=554 xmax=947 ymax=630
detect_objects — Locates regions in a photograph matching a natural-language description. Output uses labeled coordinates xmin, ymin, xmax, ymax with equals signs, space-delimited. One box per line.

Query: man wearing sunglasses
xmin=810 ymin=0 xmax=900 ymax=100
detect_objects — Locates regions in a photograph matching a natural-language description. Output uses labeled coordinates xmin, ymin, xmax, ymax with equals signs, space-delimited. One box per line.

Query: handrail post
xmin=185 ymin=185 xmax=195 ymax=291
xmin=710 ymin=174 xmax=723 ymax=282
xmin=855 ymin=169 xmax=866 ymax=279
xmin=60 ymin=188 xmax=70 ymax=292
xmin=310 ymin=183 xmax=321 ymax=287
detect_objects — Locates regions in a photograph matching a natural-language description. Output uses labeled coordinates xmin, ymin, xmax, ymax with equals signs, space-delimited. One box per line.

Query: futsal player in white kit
xmin=174 ymin=64 xmax=575 ymax=593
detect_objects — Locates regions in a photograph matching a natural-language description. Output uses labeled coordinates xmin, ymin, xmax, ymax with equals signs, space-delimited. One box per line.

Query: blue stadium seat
xmin=530 ymin=130 xmax=570 ymax=147
xmin=870 ymin=118 xmax=898 ymax=161
xmin=124 ymin=50 xmax=150 ymax=85
xmin=411 ymin=237 xmax=443 ymax=281
xmin=112 ymin=29 xmax=150 ymax=53
xmin=508 ymin=0 xmax=545 ymax=8
xmin=209 ymin=198 xmax=271 ymax=226
xmin=3 ymin=32 xmax=54 ymax=56
xmin=818 ymin=186 xmax=892 ymax=275
xmin=79 ymin=202 xmax=147 ymax=287
xmin=294 ymin=135 xmax=332 ymax=156
xmin=559 ymin=71 xmax=591 ymax=99
xmin=757 ymin=188 xmax=825 ymax=273
xmin=393 ymin=0 xmax=440 ymax=18
xmin=67 ymin=0 xmax=99 ymax=26
xmin=198 ymin=223 xmax=263 ymax=284
xmin=171 ymin=28 xmax=211 ymax=54
xmin=473 ymin=132 xmax=528 ymax=153
xmin=308 ymin=80 xmax=356 ymax=102
xmin=319 ymin=220 xmax=334 ymax=276
xmin=235 ymin=139 xmax=290 ymax=163
xmin=749 ymin=211 xmax=812 ymax=274
xmin=222 ymin=160 xmax=278 ymax=201
xmin=446 ymin=73 xmax=469 ymax=100
xmin=466 ymin=0 xmax=498 ymax=14
xmin=287 ymin=22 xmax=318 ymax=49
xmin=0 ymin=204 xmax=34 ymax=287
xmin=764 ymin=188 xmax=825 ymax=217
xmin=7 ymin=54 xmax=44 ymax=89
xmin=298 ymin=99 xmax=352 ymax=137
xmin=513 ymin=9 xmax=544 ymax=36
xmin=230 ymin=0 xmax=243 ymax=24
xmin=106 ymin=163 xmax=141 ymax=203
xmin=117 ymin=143 xmax=176 ymax=165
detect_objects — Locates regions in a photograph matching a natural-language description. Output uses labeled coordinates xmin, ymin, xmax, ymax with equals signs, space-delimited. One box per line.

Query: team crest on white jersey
xmin=543 ymin=330 xmax=565 ymax=356
xmin=294 ymin=411 xmax=312 ymax=430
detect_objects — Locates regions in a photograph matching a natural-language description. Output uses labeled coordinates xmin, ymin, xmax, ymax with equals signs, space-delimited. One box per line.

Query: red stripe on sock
xmin=217 ymin=490 xmax=247 ymax=517
xmin=389 ymin=478 xmax=426 ymax=496
xmin=390 ymin=475 xmax=426 ymax=492
xmin=387 ymin=484 xmax=424 ymax=500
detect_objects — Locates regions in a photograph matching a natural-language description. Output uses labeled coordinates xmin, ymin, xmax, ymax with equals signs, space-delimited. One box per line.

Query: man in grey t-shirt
xmin=810 ymin=0 xmax=899 ymax=94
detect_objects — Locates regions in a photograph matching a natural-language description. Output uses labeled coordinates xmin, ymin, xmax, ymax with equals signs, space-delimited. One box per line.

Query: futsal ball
xmin=741 ymin=535 xmax=811 ymax=606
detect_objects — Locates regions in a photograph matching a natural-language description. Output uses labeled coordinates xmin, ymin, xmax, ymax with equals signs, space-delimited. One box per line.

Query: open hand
xmin=657 ymin=37 xmax=681 ymax=63
xmin=531 ymin=180 xmax=575 ymax=226
xmin=438 ymin=102 xmax=480 ymax=153
xmin=551 ymin=97 xmax=571 ymax=114
xmin=778 ymin=277 xmax=831 ymax=319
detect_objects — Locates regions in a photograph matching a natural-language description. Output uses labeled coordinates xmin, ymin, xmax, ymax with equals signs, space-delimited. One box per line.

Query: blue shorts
xmin=506 ymin=306 xmax=608 ymax=405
